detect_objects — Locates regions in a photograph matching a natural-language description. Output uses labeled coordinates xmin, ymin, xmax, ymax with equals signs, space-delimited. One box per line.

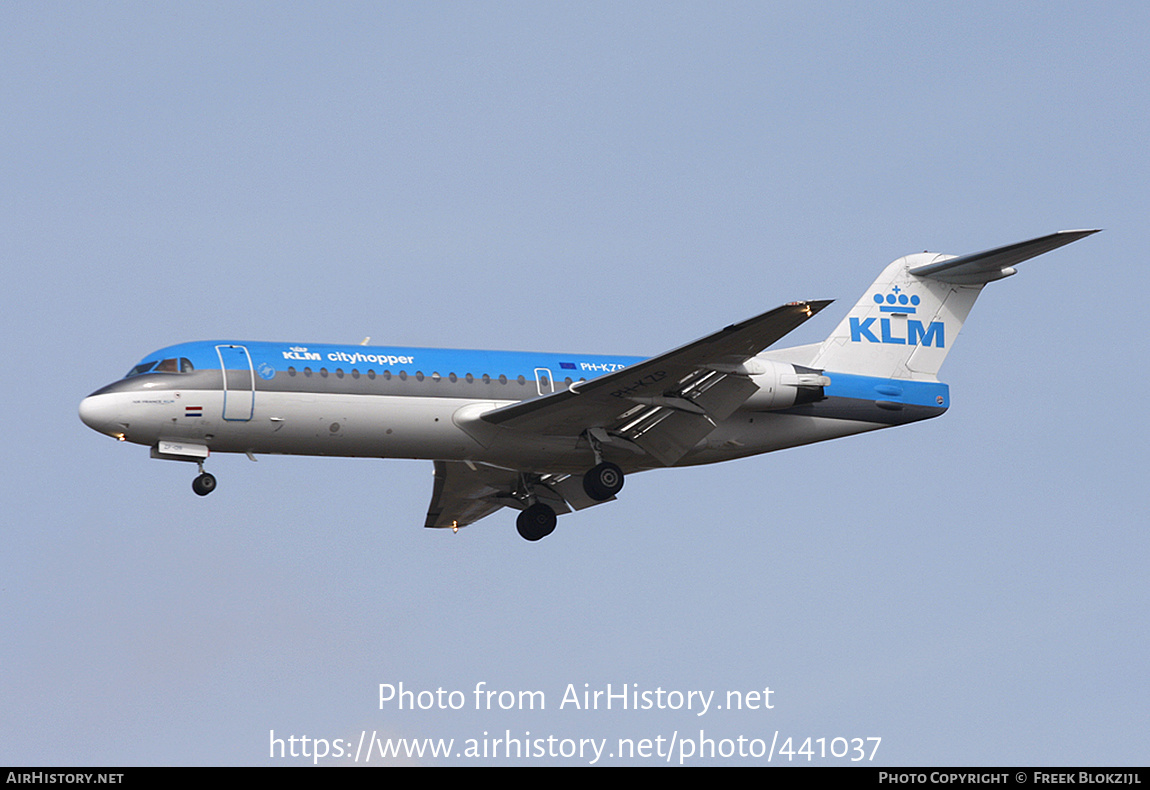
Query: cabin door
xmin=216 ymin=344 xmax=255 ymax=421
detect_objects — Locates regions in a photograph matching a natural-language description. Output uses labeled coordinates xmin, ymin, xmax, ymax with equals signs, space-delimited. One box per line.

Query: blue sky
xmin=3 ymin=2 xmax=1146 ymax=765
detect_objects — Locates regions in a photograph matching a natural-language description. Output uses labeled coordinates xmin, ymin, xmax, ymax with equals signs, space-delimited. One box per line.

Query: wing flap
xmin=628 ymin=409 xmax=716 ymax=466
xmin=621 ymin=373 xmax=760 ymax=465
xmin=676 ymin=367 xmax=761 ymax=421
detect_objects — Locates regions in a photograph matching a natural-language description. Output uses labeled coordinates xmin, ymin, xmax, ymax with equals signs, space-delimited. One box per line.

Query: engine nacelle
xmin=741 ymin=359 xmax=829 ymax=411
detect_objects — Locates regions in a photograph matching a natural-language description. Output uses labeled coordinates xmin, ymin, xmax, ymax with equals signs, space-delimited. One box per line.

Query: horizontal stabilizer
xmin=908 ymin=229 xmax=1100 ymax=284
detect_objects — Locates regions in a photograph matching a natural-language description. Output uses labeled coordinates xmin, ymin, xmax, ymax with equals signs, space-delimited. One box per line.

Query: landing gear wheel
xmin=516 ymin=503 xmax=557 ymax=542
xmin=583 ymin=461 xmax=624 ymax=501
xmin=192 ymin=472 xmax=217 ymax=496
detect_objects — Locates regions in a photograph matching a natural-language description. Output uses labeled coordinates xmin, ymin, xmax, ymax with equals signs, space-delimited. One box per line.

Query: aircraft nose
xmin=79 ymin=393 xmax=126 ymax=439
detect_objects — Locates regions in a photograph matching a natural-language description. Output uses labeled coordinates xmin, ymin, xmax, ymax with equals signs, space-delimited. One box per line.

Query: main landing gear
xmin=582 ymin=461 xmax=624 ymax=501
xmin=516 ymin=503 xmax=557 ymax=542
xmin=514 ymin=462 xmax=626 ymax=542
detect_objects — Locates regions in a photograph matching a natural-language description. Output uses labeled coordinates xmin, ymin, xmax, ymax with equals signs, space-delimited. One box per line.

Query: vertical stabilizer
xmin=810 ymin=230 xmax=1099 ymax=380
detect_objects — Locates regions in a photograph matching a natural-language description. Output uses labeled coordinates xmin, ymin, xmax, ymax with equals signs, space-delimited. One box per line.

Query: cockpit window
xmin=124 ymin=357 xmax=194 ymax=378
xmin=126 ymin=361 xmax=156 ymax=377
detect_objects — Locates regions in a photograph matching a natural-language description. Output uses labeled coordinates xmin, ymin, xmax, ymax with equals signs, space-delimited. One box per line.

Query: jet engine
xmin=741 ymin=359 xmax=829 ymax=411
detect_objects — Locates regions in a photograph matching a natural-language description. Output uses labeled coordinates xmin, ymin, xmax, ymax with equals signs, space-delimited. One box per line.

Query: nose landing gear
xmin=192 ymin=461 xmax=217 ymax=496
xmin=192 ymin=473 xmax=216 ymax=496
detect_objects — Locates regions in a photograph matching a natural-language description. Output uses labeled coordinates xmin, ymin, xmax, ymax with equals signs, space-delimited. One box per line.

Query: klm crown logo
xmin=873 ymin=286 xmax=920 ymax=313
xmin=850 ymin=287 xmax=944 ymax=348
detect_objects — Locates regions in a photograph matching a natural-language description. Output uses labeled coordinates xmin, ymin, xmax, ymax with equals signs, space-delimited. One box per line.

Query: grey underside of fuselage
xmin=88 ymin=370 xmax=943 ymax=474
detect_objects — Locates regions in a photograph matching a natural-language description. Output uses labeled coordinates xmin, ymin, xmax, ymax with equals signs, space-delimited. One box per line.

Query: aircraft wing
xmin=479 ymin=300 xmax=832 ymax=466
xmin=424 ymin=461 xmax=512 ymax=528
xmin=424 ymin=460 xmax=609 ymax=529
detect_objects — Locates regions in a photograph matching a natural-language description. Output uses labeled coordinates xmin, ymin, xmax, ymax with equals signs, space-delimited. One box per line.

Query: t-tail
xmin=809 ymin=229 xmax=1100 ymax=380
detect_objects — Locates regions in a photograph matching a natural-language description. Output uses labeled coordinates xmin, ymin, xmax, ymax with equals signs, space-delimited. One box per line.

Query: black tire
xmin=192 ymin=472 xmax=217 ymax=496
xmin=516 ymin=503 xmax=556 ymax=541
xmin=582 ymin=461 xmax=624 ymax=501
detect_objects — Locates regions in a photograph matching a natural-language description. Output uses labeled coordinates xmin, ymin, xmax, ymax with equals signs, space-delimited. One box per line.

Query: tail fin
xmin=810 ymin=230 xmax=1099 ymax=380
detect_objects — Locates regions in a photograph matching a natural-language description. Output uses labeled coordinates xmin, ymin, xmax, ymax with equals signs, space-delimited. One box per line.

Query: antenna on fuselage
xmin=360 ymin=337 xmax=370 ymax=345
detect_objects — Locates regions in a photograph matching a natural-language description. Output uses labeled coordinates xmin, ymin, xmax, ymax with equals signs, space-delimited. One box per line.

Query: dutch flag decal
xmin=185 ymin=405 xmax=203 ymax=418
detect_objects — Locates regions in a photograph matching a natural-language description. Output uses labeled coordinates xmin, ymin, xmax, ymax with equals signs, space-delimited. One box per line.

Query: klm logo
xmin=283 ymin=345 xmax=321 ymax=361
xmin=850 ymin=317 xmax=944 ymax=347
xmin=850 ymin=287 xmax=944 ymax=347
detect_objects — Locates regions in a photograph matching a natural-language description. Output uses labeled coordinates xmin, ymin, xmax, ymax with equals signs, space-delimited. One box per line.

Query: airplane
xmin=79 ymin=229 xmax=1098 ymax=541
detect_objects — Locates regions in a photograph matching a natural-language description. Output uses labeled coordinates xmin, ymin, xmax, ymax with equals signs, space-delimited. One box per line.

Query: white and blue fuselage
xmin=79 ymin=230 xmax=1097 ymax=540
xmin=80 ymin=339 xmax=944 ymax=470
